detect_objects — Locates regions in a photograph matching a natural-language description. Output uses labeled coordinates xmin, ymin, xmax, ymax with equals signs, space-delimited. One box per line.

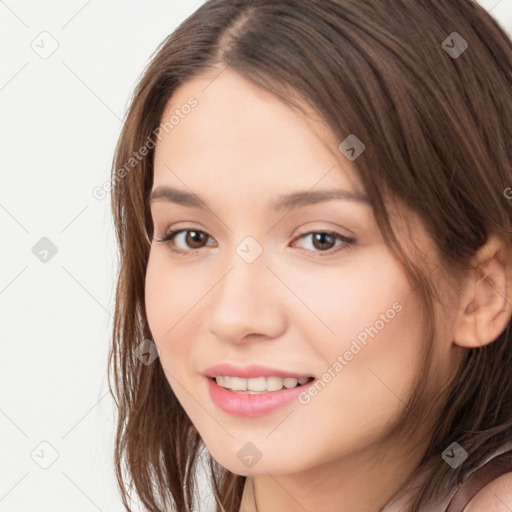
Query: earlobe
xmin=453 ymin=233 xmax=512 ymax=349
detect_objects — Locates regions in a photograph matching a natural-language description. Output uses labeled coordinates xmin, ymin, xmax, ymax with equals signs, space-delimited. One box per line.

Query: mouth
xmin=203 ymin=363 xmax=318 ymax=415
xmin=208 ymin=375 xmax=315 ymax=394
xmin=206 ymin=374 xmax=317 ymax=416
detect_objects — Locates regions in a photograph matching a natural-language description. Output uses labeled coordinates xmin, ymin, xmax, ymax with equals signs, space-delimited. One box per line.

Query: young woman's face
xmin=145 ymin=68 xmax=461 ymax=477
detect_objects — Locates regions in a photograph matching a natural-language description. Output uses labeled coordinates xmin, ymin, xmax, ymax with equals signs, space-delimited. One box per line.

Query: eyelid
xmin=154 ymin=225 xmax=356 ymax=258
xmin=291 ymin=230 xmax=356 ymax=256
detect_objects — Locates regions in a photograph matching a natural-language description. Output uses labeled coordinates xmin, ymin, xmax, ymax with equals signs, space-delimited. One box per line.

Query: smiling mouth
xmin=210 ymin=376 xmax=315 ymax=394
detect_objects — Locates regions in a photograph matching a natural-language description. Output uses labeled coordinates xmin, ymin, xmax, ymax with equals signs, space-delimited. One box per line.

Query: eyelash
xmin=154 ymin=228 xmax=356 ymax=258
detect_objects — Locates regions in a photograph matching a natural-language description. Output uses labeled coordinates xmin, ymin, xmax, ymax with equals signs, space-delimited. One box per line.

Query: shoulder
xmin=463 ymin=471 xmax=512 ymax=511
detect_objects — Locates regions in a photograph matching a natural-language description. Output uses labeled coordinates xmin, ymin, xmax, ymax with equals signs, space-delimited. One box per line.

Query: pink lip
xmin=204 ymin=371 xmax=316 ymax=417
xmin=206 ymin=377 xmax=316 ymax=417
xmin=203 ymin=363 xmax=314 ymax=380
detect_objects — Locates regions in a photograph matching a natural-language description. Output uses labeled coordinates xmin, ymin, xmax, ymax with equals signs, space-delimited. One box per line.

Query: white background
xmin=1 ymin=1 xmax=511 ymax=511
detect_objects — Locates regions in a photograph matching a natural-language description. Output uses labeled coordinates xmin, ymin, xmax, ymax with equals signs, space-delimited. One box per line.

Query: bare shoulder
xmin=464 ymin=471 xmax=512 ymax=511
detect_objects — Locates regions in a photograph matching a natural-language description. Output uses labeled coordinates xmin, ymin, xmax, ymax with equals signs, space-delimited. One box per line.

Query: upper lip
xmin=204 ymin=363 xmax=315 ymax=380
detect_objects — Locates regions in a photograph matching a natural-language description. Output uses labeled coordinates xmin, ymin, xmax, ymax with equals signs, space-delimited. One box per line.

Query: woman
xmin=108 ymin=1 xmax=512 ymax=510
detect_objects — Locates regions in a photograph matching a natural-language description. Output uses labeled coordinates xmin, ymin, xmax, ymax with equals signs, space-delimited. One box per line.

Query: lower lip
xmin=206 ymin=377 xmax=316 ymax=417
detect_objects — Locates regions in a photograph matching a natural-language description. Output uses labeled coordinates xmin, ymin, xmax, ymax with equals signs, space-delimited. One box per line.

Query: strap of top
xmin=445 ymin=449 xmax=512 ymax=511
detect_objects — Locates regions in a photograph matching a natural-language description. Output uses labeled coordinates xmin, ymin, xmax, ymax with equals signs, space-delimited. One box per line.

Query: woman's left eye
xmin=154 ymin=228 xmax=356 ymax=257
xmin=291 ymin=231 xmax=356 ymax=256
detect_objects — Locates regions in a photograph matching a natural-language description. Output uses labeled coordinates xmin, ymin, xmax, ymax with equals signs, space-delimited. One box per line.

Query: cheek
xmin=298 ymin=250 xmax=425 ymax=434
xmin=144 ymin=252 xmax=206 ymax=409
xmin=301 ymin=245 xmax=417 ymax=359
xmin=313 ymin=294 xmax=423 ymax=449
xmin=290 ymin=307 xmax=425 ymax=470
xmin=144 ymin=252 xmax=198 ymax=359
xmin=145 ymin=250 xmax=202 ymax=334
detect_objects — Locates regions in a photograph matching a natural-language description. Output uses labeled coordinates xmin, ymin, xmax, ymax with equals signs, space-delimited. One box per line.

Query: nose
xmin=206 ymin=251 xmax=287 ymax=344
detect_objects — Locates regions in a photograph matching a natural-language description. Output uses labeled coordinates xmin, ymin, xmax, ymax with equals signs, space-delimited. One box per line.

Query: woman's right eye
xmin=154 ymin=228 xmax=216 ymax=256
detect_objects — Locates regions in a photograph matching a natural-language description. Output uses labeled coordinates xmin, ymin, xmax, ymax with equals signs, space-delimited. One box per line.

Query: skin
xmin=464 ymin=472 xmax=512 ymax=511
xmin=144 ymin=67 xmax=512 ymax=511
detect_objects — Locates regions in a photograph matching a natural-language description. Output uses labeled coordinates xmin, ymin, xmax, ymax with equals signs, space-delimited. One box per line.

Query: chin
xmin=205 ymin=445 xmax=297 ymax=476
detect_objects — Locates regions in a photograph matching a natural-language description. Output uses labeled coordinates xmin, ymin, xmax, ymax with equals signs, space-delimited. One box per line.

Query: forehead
xmin=153 ymin=68 xmax=364 ymax=199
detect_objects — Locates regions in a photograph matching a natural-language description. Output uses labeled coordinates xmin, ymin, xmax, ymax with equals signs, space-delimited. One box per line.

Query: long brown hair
xmin=108 ymin=1 xmax=512 ymax=510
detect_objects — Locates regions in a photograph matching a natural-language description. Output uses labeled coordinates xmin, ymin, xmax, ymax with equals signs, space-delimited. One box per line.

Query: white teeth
xmin=214 ymin=375 xmax=312 ymax=392
xmin=283 ymin=378 xmax=298 ymax=389
xmin=247 ymin=377 xmax=267 ymax=391
xmin=229 ymin=377 xmax=247 ymax=391
xmin=266 ymin=376 xmax=284 ymax=391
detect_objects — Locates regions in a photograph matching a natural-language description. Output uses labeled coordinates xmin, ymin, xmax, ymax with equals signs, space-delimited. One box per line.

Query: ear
xmin=453 ymin=233 xmax=512 ymax=349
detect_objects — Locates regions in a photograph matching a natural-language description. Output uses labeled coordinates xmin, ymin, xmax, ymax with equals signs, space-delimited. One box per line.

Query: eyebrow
xmin=149 ymin=185 xmax=369 ymax=211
